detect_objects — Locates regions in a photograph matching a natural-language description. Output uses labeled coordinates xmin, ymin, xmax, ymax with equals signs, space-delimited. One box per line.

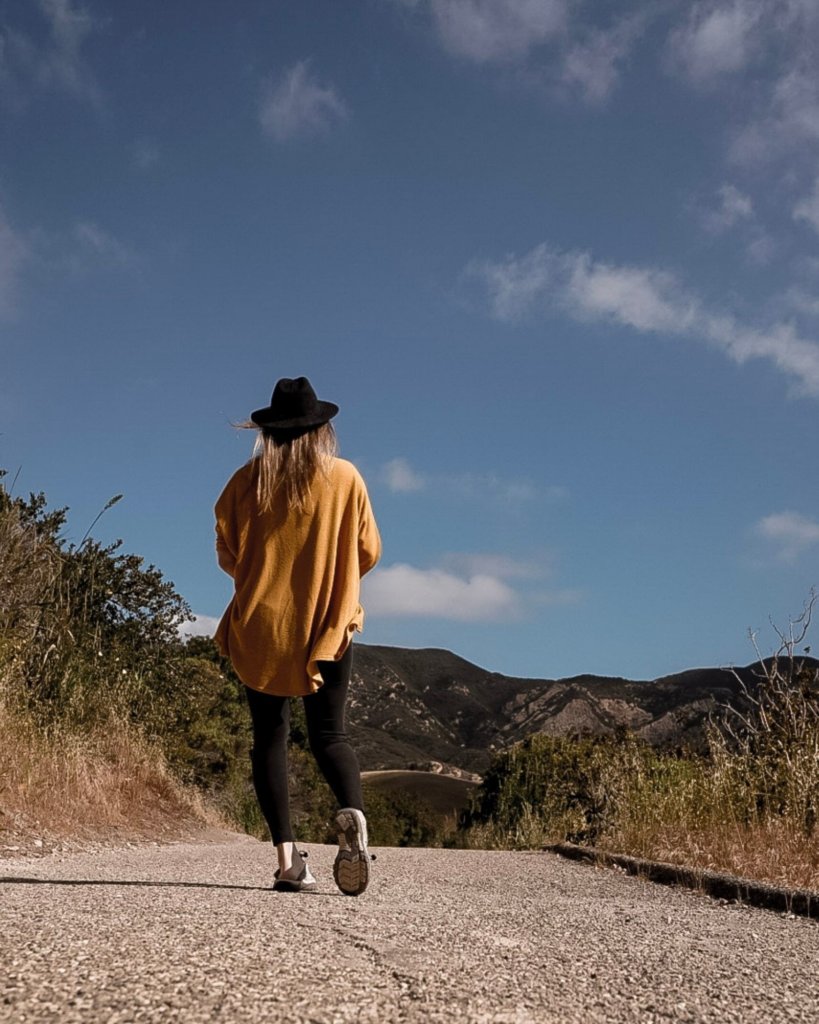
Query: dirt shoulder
xmin=0 ymin=818 xmax=244 ymax=861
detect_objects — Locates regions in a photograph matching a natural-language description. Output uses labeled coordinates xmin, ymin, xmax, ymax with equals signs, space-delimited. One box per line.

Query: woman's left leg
xmin=303 ymin=642 xmax=364 ymax=812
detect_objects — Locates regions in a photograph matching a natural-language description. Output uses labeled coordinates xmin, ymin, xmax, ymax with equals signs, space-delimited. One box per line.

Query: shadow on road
xmin=0 ymin=876 xmax=342 ymax=896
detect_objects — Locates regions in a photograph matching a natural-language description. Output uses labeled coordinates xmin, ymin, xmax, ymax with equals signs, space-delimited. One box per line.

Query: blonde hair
xmin=241 ymin=421 xmax=338 ymax=513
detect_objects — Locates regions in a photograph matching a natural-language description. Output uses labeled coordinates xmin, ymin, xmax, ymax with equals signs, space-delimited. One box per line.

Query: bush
xmin=456 ymin=597 xmax=819 ymax=887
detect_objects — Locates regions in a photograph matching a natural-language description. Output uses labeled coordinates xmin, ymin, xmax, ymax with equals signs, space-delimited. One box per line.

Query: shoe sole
xmin=272 ymin=877 xmax=318 ymax=893
xmin=334 ymin=808 xmax=370 ymax=897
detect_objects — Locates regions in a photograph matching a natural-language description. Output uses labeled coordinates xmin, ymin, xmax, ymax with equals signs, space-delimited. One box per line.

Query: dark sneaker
xmin=333 ymin=808 xmax=371 ymax=896
xmin=273 ymin=851 xmax=318 ymax=892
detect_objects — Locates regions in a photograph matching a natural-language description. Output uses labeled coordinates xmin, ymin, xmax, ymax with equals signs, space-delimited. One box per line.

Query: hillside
xmin=347 ymin=644 xmax=819 ymax=775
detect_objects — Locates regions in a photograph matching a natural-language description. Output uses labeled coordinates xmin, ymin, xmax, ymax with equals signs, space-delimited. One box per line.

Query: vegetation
xmin=458 ymin=597 xmax=819 ymax=889
xmin=0 ymin=474 xmax=449 ymax=849
xmin=2 ymin=471 xmax=817 ymax=889
xmin=0 ymin=476 xmax=222 ymax=843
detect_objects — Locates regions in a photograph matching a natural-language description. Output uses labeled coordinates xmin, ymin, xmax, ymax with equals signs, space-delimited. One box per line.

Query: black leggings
xmin=244 ymin=642 xmax=363 ymax=844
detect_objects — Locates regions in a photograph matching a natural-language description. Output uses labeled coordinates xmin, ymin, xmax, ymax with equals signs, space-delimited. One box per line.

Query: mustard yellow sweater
xmin=214 ymin=457 xmax=381 ymax=696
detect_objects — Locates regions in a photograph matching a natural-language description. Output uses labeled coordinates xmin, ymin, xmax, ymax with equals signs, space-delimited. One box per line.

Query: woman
xmin=214 ymin=377 xmax=381 ymax=896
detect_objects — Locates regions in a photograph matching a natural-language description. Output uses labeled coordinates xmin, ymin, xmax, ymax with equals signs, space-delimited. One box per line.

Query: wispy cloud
xmin=695 ymin=182 xmax=774 ymax=265
xmin=686 ymin=1 xmax=819 ymax=167
xmin=379 ymin=457 xmax=560 ymax=505
xmin=448 ymin=471 xmax=539 ymax=504
xmin=0 ymin=207 xmax=137 ymax=317
xmin=383 ymin=457 xmax=426 ymax=493
xmin=260 ymin=60 xmax=348 ymax=142
xmin=785 ymin=286 xmax=819 ymax=318
xmin=73 ymin=221 xmax=135 ymax=268
xmin=428 ymin=0 xmax=567 ymax=63
xmin=794 ymin=176 xmax=819 ymax=235
xmin=755 ymin=511 xmax=819 ymax=563
xmin=0 ymin=0 xmax=101 ymax=108
xmin=441 ymin=551 xmax=549 ymax=581
xmin=0 ymin=204 xmax=31 ymax=317
xmin=467 ymin=240 xmax=819 ymax=397
xmin=559 ymin=13 xmax=647 ymax=105
xmin=730 ymin=60 xmax=819 ymax=165
xmin=133 ymin=138 xmax=160 ymax=171
xmin=390 ymin=0 xmax=644 ymax=104
xmin=701 ymin=183 xmax=754 ymax=233
xmin=666 ymin=0 xmax=765 ymax=85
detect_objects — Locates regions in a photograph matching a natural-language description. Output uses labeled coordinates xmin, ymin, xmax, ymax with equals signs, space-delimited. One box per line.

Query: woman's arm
xmin=215 ymin=522 xmax=237 ymax=577
xmin=357 ymin=478 xmax=381 ymax=577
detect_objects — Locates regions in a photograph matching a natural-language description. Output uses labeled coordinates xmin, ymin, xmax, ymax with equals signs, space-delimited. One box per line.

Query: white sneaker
xmin=333 ymin=808 xmax=372 ymax=896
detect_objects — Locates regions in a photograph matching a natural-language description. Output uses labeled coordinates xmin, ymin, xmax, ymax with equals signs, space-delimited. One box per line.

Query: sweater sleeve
xmin=214 ymin=478 xmax=238 ymax=578
xmin=356 ymin=472 xmax=381 ymax=577
xmin=215 ymin=523 xmax=236 ymax=577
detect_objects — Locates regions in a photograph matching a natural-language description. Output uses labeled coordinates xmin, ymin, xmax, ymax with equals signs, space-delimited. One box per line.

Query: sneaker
xmin=273 ymin=851 xmax=318 ymax=893
xmin=333 ymin=808 xmax=372 ymax=896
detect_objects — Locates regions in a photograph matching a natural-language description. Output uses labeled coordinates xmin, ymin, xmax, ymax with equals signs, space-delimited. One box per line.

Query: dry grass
xmin=0 ymin=700 xmax=229 ymax=854
xmin=462 ymin=605 xmax=819 ymax=893
xmin=600 ymin=820 xmax=819 ymax=891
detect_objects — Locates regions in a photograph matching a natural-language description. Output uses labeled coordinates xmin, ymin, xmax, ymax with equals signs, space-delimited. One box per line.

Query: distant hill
xmin=347 ymin=644 xmax=819 ymax=776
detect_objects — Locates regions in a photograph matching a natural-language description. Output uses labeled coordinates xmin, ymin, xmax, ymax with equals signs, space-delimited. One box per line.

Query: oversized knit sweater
xmin=214 ymin=456 xmax=381 ymax=696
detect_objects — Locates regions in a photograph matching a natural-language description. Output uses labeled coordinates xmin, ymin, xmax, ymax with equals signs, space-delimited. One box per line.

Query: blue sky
xmin=2 ymin=0 xmax=818 ymax=680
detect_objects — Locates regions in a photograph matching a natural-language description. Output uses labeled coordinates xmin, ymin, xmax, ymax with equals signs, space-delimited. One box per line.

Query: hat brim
xmin=249 ymin=401 xmax=339 ymax=429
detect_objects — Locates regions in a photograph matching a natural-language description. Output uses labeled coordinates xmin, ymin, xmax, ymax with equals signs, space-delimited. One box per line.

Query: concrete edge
xmin=544 ymin=842 xmax=819 ymax=921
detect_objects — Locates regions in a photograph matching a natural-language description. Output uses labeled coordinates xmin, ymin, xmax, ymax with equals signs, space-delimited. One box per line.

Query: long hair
xmin=241 ymin=421 xmax=338 ymax=514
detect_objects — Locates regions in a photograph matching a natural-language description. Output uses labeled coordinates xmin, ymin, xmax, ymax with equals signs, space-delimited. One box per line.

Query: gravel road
xmin=2 ymin=833 xmax=817 ymax=1023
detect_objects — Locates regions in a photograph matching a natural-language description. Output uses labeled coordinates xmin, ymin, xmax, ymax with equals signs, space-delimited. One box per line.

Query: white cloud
xmin=0 ymin=0 xmax=100 ymax=107
xmin=364 ymin=552 xmax=579 ymax=620
xmin=468 ymin=240 xmax=819 ymax=396
xmin=755 ymin=511 xmax=819 ymax=563
xmin=702 ymin=183 xmax=754 ymax=233
xmin=472 ymin=243 xmax=556 ymax=321
xmin=696 ymin=184 xmax=774 ymax=264
xmin=379 ymin=458 xmax=549 ymax=505
xmin=429 ymin=0 xmax=567 ymax=63
xmin=442 ymin=552 xmax=548 ymax=580
xmin=448 ymin=471 xmax=538 ymax=504
xmin=0 ymin=204 xmax=30 ymax=316
xmin=794 ymin=176 xmax=819 ymax=235
xmin=560 ymin=14 xmax=647 ymax=105
xmin=744 ymin=233 xmax=776 ymax=265
xmin=785 ymin=286 xmax=819 ymax=317
xmin=73 ymin=221 xmax=134 ymax=267
xmin=133 ymin=138 xmax=159 ymax=170
xmin=363 ymin=563 xmax=521 ymax=621
xmin=729 ymin=50 xmax=819 ymax=165
xmin=0 ymin=208 xmax=135 ymax=318
xmin=260 ymin=60 xmax=347 ymax=142
xmin=383 ymin=457 xmax=426 ymax=493
xmin=656 ymin=1 xmax=819 ymax=174
xmin=566 ymin=253 xmax=699 ymax=333
xmin=389 ymin=0 xmax=647 ymax=104
xmin=667 ymin=0 xmax=764 ymax=85
xmin=178 ymin=614 xmax=222 ymax=639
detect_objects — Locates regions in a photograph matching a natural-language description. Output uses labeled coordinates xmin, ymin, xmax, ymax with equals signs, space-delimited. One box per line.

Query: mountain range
xmin=347 ymin=643 xmax=819 ymax=777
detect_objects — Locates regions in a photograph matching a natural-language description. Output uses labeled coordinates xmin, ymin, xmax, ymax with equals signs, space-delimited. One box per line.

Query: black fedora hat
xmin=250 ymin=377 xmax=339 ymax=429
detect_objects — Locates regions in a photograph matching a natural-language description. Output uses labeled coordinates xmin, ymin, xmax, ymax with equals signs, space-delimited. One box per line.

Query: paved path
xmin=1 ymin=835 xmax=817 ymax=1023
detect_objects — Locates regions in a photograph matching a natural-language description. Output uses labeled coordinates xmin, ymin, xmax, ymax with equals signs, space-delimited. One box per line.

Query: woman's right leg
xmin=244 ymin=685 xmax=294 ymax=845
xmin=303 ymin=642 xmax=364 ymax=812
